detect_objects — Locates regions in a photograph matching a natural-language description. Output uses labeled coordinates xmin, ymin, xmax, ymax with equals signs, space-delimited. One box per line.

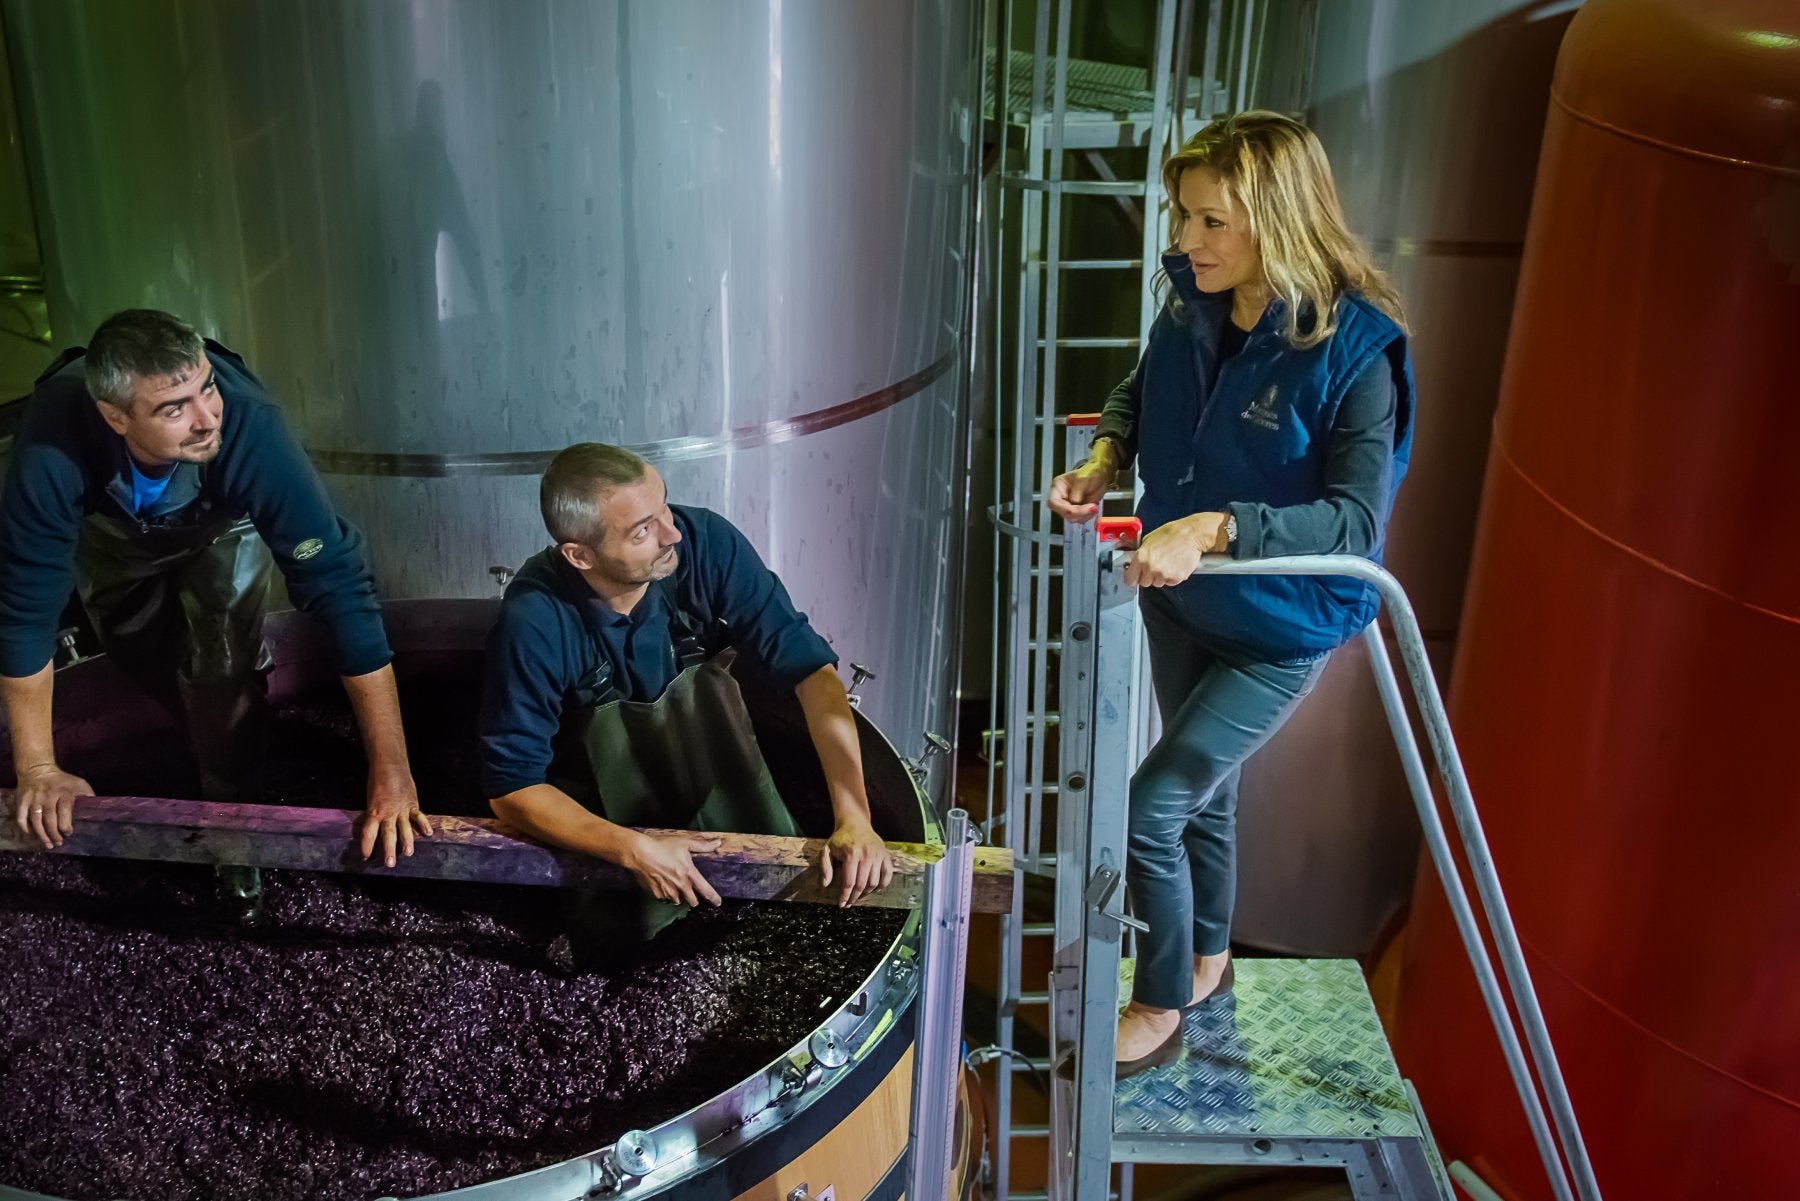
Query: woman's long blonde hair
xmin=1163 ymin=111 xmax=1405 ymax=348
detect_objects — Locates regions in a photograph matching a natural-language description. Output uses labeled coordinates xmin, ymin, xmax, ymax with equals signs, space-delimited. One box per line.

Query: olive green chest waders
xmin=547 ymin=606 xmax=799 ymax=969
xmin=76 ymin=505 xmax=274 ymax=919
xmin=75 ymin=510 xmax=274 ymax=803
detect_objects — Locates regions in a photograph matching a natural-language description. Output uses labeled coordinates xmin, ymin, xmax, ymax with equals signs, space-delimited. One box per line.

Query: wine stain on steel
xmin=0 ymin=693 xmax=904 ymax=1199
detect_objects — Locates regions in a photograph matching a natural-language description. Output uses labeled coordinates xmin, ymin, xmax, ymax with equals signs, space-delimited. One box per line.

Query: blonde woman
xmin=1048 ymin=112 xmax=1416 ymax=1074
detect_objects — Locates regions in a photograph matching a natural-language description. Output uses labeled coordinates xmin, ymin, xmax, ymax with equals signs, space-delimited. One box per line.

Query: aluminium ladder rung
xmin=1034 ymin=336 xmax=1141 ymax=349
xmin=1005 ymin=176 xmax=1147 ymax=196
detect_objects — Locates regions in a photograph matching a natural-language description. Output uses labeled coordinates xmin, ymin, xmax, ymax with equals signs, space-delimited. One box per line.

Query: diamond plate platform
xmin=1113 ymin=958 xmax=1427 ymax=1167
xmin=983 ymin=49 xmax=1207 ymax=147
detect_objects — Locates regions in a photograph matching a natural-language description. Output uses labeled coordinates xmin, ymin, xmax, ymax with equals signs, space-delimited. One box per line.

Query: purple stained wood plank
xmin=0 ymin=791 xmax=1016 ymax=912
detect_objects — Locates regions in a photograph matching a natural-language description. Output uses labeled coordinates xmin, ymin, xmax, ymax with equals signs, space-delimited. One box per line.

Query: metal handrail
xmin=989 ymin=498 xmax=1062 ymax=546
xmin=1185 ymin=552 xmax=1603 ymax=1201
xmin=910 ymin=808 xmax=977 ymax=1201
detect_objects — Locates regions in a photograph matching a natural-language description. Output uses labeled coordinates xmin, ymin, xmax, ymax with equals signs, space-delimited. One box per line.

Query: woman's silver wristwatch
xmin=1223 ymin=512 xmax=1238 ymax=551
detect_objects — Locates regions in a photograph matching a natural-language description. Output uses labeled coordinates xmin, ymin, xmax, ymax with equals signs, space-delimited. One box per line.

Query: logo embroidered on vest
xmin=1240 ymin=386 xmax=1281 ymax=431
xmin=293 ymin=538 xmax=325 ymax=560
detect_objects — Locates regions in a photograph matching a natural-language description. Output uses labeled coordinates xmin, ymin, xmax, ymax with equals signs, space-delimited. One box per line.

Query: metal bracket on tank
xmin=54 ymin=626 xmax=87 ymax=667
xmin=771 ymin=1027 xmax=851 ymax=1106
xmin=846 ymin=662 xmax=877 ymax=707
xmin=886 ymin=954 xmax=919 ymax=996
xmin=592 ymin=1130 xmax=657 ymax=1197
xmin=905 ymin=731 xmax=951 ymax=787
xmin=778 ymin=1053 xmax=824 ymax=1101
xmin=590 ymin=1150 xmax=625 ymax=1196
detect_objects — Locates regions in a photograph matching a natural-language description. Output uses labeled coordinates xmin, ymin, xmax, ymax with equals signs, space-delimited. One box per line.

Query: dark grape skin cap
xmin=0 ymin=833 xmax=900 ymax=1198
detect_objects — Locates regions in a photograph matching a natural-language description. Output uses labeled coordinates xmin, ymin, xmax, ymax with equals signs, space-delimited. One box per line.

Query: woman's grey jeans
xmin=1126 ymin=587 xmax=1328 ymax=1010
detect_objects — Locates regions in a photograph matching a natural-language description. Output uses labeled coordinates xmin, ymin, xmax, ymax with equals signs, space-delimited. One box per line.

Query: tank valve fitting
xmin=612 ymin=1129 xmax=659 ymax=1178
xmin=808 ymin=1027 xmax=850 ymax=1071
xmin=846 ymin=662 xmax=877 ymax=707
xmin=55 ymin=626 xmax=86 ymax=667
xmin=905 ymin=731 xmax=952 ymax=787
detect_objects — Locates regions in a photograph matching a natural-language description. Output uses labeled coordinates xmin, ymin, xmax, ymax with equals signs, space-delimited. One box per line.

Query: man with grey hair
xmin=479 ymin=442 xmax=891 ymax=957
xmin=0 ymin=309 xmax=430 ymax=908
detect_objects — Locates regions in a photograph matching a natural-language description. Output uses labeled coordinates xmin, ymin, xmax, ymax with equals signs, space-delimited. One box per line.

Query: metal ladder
xmin=1043 ymin=424 xmax=1606 ymax=1201
xmin=978 ymin=3 xmax=1312 ymax=1199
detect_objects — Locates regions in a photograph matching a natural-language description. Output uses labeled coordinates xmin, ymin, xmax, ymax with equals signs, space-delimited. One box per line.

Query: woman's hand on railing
xmin=1124 ymin=512 xmax=1228 ymax=588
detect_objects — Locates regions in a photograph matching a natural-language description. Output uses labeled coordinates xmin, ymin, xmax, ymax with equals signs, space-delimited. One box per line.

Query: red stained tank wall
xmin=1393 ymin=1 xmax=1800 ymax=1198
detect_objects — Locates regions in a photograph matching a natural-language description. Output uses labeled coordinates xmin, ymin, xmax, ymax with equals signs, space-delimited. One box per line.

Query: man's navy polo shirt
xmin=478 ymin=504 xmax=838 ymax=799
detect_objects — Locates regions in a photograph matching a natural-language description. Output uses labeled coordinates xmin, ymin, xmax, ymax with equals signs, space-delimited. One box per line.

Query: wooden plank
xmin=0 ymin=792 xmax=1015 ymax=913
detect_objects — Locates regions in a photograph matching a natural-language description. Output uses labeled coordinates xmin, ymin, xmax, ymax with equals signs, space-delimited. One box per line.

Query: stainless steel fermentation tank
xmin=1 ymin=0 xmax=980 ymax=780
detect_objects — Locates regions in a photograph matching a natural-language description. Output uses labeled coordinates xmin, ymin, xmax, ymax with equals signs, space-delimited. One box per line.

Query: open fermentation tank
xmin=0 ymin=600 xmax=952 ymax=1201
xmin=0 ymin=0 xmax=981 ymax=798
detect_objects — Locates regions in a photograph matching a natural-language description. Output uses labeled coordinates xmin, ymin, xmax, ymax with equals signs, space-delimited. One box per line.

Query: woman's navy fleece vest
xmin=1136 ymin=253 xmax=1415 ymax=661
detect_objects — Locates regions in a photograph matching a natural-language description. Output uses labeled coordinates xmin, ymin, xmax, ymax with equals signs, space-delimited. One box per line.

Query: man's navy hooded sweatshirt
xmin=0 ymin=341 xmax=391 ymax=679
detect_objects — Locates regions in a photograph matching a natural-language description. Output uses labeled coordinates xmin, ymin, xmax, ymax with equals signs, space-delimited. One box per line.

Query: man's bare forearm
xmin=490 ymin=782 xmax=640 ymax=864
xmin=1 ymin=662 xmax=58 ymax=776
xmin=340 ymin=663 xmax=413 ymax=777
xmin=794 ymin=666 xmax=874 ymax=828
xmin=492 ymin=782 xmax=721 ymax=906
xmin=5 ymin=661 xmax=88 ymax=848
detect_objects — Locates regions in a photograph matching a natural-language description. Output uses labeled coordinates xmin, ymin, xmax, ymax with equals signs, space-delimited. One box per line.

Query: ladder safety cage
xmin=980 ymin=3 xmax=1317 ymax=1199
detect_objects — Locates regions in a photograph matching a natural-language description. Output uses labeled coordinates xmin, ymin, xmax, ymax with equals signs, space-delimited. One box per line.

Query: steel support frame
xmin=1047 ymin=543 xmax=1604 ymax=1201
xmin=1046 ymin=424 xmax=1140 ymax=1201
xmin=1109 ymin=1133 xmax=1440 ymax=1198
xmin=911 ymin=808 xmax=978 ymax=1201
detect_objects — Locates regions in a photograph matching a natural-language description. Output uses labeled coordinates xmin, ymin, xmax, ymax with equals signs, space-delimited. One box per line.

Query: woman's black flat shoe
xmin=1114 ymin=1021 xmax=1184 ymax=1081
xmin=1054 ymin=1014 xmax=1187 ymax=1084
xmin=1181 ymin=958 xmax=1235 ymax=1012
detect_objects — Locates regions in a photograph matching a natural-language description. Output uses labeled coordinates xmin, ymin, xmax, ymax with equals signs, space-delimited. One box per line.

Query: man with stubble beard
xmin=0 ymin=309 xmax=429 ymax=918
xmin=480 ymin=443 xmax=892 ymax=966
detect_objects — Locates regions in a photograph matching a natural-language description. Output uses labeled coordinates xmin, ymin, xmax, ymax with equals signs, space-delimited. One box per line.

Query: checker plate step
xmin=1114 ymin=958 xmax=1421 ymax=1146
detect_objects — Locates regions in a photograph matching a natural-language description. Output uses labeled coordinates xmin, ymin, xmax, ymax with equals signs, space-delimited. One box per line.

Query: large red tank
xmin=1392 ymin=2 xmax=1800 ymax=1199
